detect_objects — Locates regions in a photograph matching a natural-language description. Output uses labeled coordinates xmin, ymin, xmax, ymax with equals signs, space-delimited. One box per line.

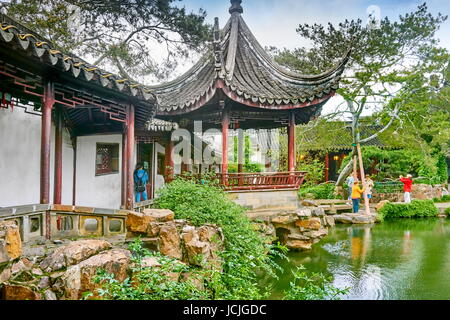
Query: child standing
xmin=351 ymin=180 xmax=365 ymax=213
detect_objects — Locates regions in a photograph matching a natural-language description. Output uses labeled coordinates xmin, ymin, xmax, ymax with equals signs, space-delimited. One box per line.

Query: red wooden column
xmin=324 ymin=153 xmax=329 ymax=182
xmin=221 ymin=107 xmax=230 ymax=184
xmin=121 ymin=126 xmax=128 ymax=208
xmin=287 ymin=112 xmax=296 ymax=172
xmin=126 ymin=105 xmax=135 ymax=210
xmin=72 ymin=137 xmax=77 ymax=206
xmin=40 ymin=80 xmax=54 ymax=204
xmin=53 ymin=106 xmax=63 ymax=204
xmin=237 ymin=125 xmax=244 ymax=173
xmin=164 ymin=139 xmax=174 ymax=182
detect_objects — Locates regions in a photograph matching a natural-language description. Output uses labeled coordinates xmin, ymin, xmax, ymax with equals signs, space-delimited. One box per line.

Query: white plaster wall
xmin=0 ymin=108 xmax=41 ymax=206
xmin=0 ymin=108 xmax=74 ymax=207
xmin=75 ymin=134 xmax=124 ymax=209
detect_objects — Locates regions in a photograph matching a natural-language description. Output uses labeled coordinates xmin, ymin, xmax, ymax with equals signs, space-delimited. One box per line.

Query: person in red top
xmin=399 ymin=174 xmax=413 ymax=203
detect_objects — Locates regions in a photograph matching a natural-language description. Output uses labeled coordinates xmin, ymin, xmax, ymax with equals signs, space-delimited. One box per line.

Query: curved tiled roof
xmin=0 ymin=13 xmax=155 ymax=104
xmin=151 ymin=0 xmax=350 ymax=115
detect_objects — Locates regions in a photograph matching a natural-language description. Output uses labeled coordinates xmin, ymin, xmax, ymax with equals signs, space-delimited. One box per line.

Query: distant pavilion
xmin=152 ymin=0 xmax=350 ymax=186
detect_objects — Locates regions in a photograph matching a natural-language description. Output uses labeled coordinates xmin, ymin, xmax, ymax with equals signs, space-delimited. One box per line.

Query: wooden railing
xmin=175 ymin=171 xmax=307 ymax=191
xmin=221 ymin=171 xmax=306 ymax=191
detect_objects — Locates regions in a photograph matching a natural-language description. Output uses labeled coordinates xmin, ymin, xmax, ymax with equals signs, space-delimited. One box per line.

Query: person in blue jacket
xmin=134 ymin=163 xmax=149 ymax=202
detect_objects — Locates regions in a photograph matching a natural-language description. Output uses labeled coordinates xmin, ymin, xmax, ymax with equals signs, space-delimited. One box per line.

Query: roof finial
xmin=229 ymin=0 xmax=243 ymax=14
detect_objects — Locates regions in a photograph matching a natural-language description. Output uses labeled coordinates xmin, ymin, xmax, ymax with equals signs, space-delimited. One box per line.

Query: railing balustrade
xmin=177 ymin=171 xmax=307 ymax=191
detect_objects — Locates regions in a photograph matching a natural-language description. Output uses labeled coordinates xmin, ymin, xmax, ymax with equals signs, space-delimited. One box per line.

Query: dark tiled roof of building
xmin=151 ymin=0 xmax=350 ymax=115
xmin=298 ymin=122 xmax=393 ymax=152
xmin=0 ymin=13 xmax=155 ymax=104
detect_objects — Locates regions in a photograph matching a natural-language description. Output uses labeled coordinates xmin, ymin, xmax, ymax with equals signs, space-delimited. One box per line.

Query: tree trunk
xmin=336 ymin=157 xmax=353 ymax=186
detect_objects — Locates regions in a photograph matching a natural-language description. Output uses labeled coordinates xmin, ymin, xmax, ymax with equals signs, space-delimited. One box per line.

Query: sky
xmin=174 ymin=0 xmax=450 ymax=116
xmin=182 ymin=0 xmax=450 ymax=51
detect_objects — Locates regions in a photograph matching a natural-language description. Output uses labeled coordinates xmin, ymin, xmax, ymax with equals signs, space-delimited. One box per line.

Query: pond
xmin=268 ymin=218 xmax=450 ymax=300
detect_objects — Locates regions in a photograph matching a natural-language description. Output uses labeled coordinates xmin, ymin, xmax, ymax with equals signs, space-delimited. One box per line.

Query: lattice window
xmin=95 ymin=143 xmax=119 ymax=175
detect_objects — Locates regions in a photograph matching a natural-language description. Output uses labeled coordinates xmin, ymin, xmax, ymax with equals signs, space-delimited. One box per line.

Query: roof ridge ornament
xmin=229 ymin=0 xmax=243 ymax=14
xmin=213 ymin=17 xmax=223 ymax=71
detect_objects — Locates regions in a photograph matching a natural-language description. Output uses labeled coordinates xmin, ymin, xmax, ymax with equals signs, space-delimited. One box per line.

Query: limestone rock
xmin=140 ymin=256 xmax=162 ymax=268
xmin=304 ymin=228 xmax=328 ymax=239
xmin=323 ymin=216 xmax=335 ymax=227
xmin=295 ymin=218 xmax=321 ymax=230
xmin=301 ymin=200 xmax=318 ymax=207
xmin=159 ymin=223 xmax=182 ymax=260
xmin=0 ymin=267 xmax=11 ymax=284
xmin=0 ymin=220 xmax=22 ymax=264
xmin=38 ymin=276 xmax=51 ymax=290
xmin=11 ymin=258 xmax=34 ymax=275
xmin=32 ymin=268 xmax=43 ymax=276
xmin=0 ymin=284 xmax=41 ymax=300
xmin=127 ymin=209 xmax=175 ymax=234
xmin=352 ymin=216 xmax=375 ymax=224
xmin=147 ymin=221 xmax=163 ymax=237
xmin=40 ymin=239 xmax=111 ymax=272
xmin=181 ymin=225 xmax=223 ymax=268
xmin=126 ymin=211 xmax=155 ymax=233
xmin=44 ymin=289 xmax=57 ymax=300
xmin=375 ymin=200 xmax=390 ymax=212
xmin=311 ymin=208 xmax=325 ymax=217
xmin=142 ymin=209 xmax=174 ymax=222
xmin=285 ymin=238 xmax=312 ymax=250
xmin=333 ymin=215 xmax=354 ymax=224
xmin=271 ymin=214 xmax=295 ymax=225
xmin=295 ymin=208 xmax=312 ymax=218
xmin=59 ymin=248 xmax=131 ymax=300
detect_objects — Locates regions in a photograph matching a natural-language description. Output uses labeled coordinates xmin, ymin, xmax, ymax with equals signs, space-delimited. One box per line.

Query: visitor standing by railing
xmin=134 ymin=163 xmax=149 ymax=203
xmin=399 ymin=174 xmax=413 ymax=203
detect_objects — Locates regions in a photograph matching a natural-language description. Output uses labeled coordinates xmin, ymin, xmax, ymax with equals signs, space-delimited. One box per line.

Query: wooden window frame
xmin=95 ymin=143 xmax=119 ymax=176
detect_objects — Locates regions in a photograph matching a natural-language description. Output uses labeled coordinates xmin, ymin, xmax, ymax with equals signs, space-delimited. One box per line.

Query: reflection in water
xmin=267 ymin=218 xmax=450 ymax=300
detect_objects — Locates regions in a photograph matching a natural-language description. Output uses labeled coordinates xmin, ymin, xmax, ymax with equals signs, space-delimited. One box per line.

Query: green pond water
xmin=268 ymin=218 xmax=450 ymax=300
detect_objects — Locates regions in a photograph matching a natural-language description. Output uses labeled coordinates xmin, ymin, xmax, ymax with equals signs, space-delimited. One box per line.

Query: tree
xmin=271 ymin=3 xmax=448 ymax=188
xmin=3 ymin=0 xmax=211 ymax=81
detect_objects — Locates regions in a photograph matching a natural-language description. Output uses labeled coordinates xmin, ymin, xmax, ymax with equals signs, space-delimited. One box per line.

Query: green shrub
xmin=283 ymin=266 xmax=348 ymax=300
xmin=88 ymin=180 xmax=346 ymax=300
xmin=85 ymin=241 xmax=209 ymax=300
xmin=228 ymin=162 xmax=263 ymax=173
xmin=338 ymin=147 xmax=443 ymax=184
xmin=378 ymin=199 xmax=438 ymax=219
xmin=297 ymin=157 xmax=325 ymax=186
xmin=153 ymin=178 xmax=282 ymax=299
xmin=445 ymin=207 xmax=450 ymax=216
xmin=298 ymin=183 xmax=337 ymax=199
xmin=437 ymin=154 xmax=448 ymax=184
xmin=433 ymin=195 xmax=450 ymax=203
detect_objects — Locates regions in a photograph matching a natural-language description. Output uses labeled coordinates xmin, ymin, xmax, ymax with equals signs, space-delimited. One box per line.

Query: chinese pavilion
xmin=152 ymin=0 xmax=350 ymax=184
